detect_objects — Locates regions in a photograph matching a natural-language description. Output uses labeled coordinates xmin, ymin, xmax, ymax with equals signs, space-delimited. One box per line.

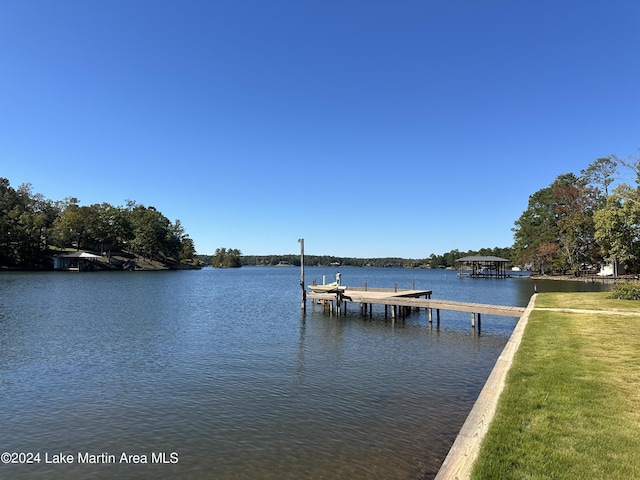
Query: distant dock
xmin=305 ymin=284 xmax=526 ymax=329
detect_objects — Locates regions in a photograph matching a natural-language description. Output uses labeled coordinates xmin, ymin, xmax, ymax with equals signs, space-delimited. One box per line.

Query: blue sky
xmin=2 ymin=1 xmax=639 ymax=258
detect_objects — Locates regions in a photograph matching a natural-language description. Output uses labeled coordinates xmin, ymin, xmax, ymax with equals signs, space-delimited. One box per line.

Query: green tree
xmin=166 ymin=219 xmax=187 ymax=260
xmin=594 ymin=184 xmax=640 ymax=273
xmin=180 ymin=236 xmax=196 ymax=262
xmin=108 ymin=204 xmax=134 ymax=252
xmin=581 ymin=156 xmax=618 ymax=198
xmin=212 ymin=247 xmax=242 ymax=268
xmin=513 ymin=177 xmax=563 ymax=272
xmin=513 ymin=173 xmax=599 ymax=274
xmin=13 ymin=185 xmax=56 ymax=263
xmin=52 ymin=200 xmax=93 ymax=250
xmin=0 ymin=179 xmax=59 ymax=266
xmin=554 ymin=178 xmax=600 ymax=273
xmin=130 ymin=205 xmax=170 ymax=260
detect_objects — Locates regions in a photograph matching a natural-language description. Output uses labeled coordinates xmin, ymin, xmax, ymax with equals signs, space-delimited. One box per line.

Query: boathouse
xmin=53 ymin=251 xmax=102 ymax=271
xmin=457 ymin=255 xmax=510 ymax=278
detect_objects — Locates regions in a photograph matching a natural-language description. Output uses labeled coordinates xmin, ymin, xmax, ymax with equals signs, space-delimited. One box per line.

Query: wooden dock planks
xmin=306 ymin=286 xmax=525 ymax=318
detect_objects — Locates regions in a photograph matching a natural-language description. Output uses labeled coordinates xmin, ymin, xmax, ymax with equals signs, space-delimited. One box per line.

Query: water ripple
xmin=0 ymin=269 xmax=604 ymax=479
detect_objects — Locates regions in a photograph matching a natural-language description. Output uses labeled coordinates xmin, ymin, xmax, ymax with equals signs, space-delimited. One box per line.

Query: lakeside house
xmin=597 ymin=261 xmax=626 ymax=277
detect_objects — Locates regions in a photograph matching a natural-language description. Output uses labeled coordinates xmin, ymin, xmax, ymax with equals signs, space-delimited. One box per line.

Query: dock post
xmin=471 ymin=312 xmax=475 ymax=328
xmin=298 ymin=238 xmax=306 ymax=311
xmin=428 ymin=308 xmax=432 ymax=323
xmin=437 ymin=309 xmax=441 ymax=325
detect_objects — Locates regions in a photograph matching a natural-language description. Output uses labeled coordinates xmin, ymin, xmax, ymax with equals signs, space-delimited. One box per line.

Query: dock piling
xmin=298 ymin=238 xmax=305 ymax=311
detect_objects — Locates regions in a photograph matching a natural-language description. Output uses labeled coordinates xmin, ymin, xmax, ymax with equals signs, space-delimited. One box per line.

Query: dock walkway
xmin=306 ymin=285 xmax=525 ymax=328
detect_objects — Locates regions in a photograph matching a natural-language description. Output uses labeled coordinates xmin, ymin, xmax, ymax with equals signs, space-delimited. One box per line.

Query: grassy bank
xmin=471 ymin=292 xmax=640 ymax=479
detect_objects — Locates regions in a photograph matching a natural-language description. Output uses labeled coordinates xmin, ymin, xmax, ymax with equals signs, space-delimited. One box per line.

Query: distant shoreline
xmin=530 ymin=274 xmax=623 ymax=284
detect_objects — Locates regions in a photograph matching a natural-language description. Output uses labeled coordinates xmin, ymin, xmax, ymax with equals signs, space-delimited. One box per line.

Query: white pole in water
xmin=298 ymin=238 xmax=306 ymax=311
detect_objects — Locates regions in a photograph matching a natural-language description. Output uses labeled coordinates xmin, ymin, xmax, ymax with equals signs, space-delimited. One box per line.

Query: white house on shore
xmin=597 ymin=260 xmax=625 ymax=277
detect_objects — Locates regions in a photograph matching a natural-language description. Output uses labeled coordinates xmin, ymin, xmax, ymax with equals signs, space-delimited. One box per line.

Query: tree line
xmin=0 ymin=177 xmax=196 ymax=268
xmin=512 ymin=150 xmax=640 ymax=275
xmin=239 ymin=255 xmax=416 ymax=268
xmin=234 ymin=247 xmax=513 ymax=269
xmin=199 ymin=248 xmax=243 ymax=268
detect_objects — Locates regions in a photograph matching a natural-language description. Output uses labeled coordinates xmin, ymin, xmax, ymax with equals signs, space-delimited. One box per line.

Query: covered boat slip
xmin=53 ymin=251 xmax=103 ymax=271
xmin=456 ymin=255 xmax=511 ymax=278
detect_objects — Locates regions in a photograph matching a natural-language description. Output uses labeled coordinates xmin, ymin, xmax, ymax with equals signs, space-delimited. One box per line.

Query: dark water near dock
xmin=0 ymin=268 xmax=608 ymax=479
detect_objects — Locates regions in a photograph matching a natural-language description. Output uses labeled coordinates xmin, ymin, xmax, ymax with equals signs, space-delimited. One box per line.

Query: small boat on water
xmin=307 ymin=281 xmax=347 ymax=293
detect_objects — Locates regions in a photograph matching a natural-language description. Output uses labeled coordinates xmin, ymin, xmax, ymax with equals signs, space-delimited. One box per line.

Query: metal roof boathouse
xmin=53 ymin=251 xmax=103 ymax=271
xmin=457 ymin=256 xmax=511 ymax=278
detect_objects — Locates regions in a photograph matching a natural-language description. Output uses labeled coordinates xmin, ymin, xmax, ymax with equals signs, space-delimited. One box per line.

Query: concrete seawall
xmin=434 ymin=294 xmax=538 ymax=479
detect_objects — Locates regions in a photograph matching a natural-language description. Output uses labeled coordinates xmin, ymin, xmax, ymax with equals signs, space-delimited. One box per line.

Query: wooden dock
xmin=305 ymin=285 xmax=526 ymax=328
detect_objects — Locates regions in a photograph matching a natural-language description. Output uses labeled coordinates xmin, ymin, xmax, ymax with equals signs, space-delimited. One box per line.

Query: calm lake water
xmin=0 ymin=267 xmax=608 ymax=479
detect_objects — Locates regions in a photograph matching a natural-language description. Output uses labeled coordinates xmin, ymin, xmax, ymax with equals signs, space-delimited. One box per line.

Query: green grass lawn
xmin=471 ymin=292 xmax=640 ymax=480
xmin=534 ymin=291 xmax=640 ymax=313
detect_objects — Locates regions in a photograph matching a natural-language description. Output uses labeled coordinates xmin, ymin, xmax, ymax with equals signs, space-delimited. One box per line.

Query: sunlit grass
xmin=534 ymin=291 xmax=640 ymax=312
xmin=471 ymin=294 xmax=640 ymax=480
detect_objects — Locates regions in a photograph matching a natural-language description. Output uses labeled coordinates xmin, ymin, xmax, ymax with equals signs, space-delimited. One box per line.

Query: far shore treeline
xmin=0 ymin=177 xmax=196 ymax=269
xmin=3 ymin=148 xmax=640 ymax=273
xmin=202 ymin=247 xmax=514 ymax=269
